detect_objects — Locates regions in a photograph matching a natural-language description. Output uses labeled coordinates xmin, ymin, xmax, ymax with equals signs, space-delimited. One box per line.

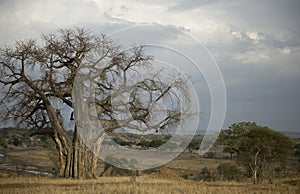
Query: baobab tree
xmin=0 ymin=28 xmax=194 ymax=178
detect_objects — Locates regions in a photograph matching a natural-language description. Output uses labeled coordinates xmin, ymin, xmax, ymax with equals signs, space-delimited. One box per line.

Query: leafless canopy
xmin=0 ymin=28 xmax=190 ymax=134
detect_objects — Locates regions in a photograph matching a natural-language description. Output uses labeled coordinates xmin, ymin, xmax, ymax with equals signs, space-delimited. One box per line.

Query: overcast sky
xmin=0 ymin=0 xmax=299 ymax=132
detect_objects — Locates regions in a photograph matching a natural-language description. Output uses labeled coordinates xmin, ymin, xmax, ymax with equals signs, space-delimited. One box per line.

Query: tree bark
xmin=53 ymin=133 xmax=65 ymax=176
xmin=91 ymin=133 xmax=106 ymax=178
xmin=252 ymin=149 xmax=261 ymax=184
xmin=42 ymin=96 xmax=100 ymax=179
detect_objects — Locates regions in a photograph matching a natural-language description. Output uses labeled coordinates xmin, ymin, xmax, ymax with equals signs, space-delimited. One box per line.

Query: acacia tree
xmin=221 ymin=122 xmax=294 ymax=184
xmin=0 ymin=28 xmax=190 ymax=178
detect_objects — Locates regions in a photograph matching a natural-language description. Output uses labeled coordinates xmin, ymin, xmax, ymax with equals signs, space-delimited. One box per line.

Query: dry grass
xmin=0 ymin=175 xmax=299 ymax=194
xmin=1 ymin=150 xmax=299 ymax=193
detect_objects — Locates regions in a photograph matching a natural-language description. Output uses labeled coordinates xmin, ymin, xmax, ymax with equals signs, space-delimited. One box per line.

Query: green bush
xmin=149 ymin=139 xmax=165 ymax=148
xmin=8 ymin=136 xmax=21 ymax=146
xmin=199 ymin=167 xmax=215 ymax=182
xmin=137 ymin=140 xmax=150 ymax=148
xmin=0 ymin=134 xmax=7 ymax=147
xmin=205 ymin=152 xmax=216 ymax=158
xmin=295 ymin=144 xmax=300 ymax=163
xmin=217 ymin=163 xmax=242 ymax=181
xmin=187 ymin=138 xmax=200 ymax=150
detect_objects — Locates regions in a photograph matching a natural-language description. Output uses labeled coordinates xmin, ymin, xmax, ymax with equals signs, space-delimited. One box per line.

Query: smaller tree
xmin=233 ymin=122 xmax=294 ymax=184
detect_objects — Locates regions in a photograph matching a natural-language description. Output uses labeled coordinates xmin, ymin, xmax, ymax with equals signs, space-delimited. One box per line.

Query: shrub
xmin=205 ymin=152 xmax=216 ymax=158
xmin=8 ymin=136 xmax=21 ymax=146
xmin=199 ymin=167 xmax=215 ymax=182
xmin=295 ymin=144 xmax=300 ymax=163
xmin=0 ymin=134 xmax=7 ymax=147
xmin=149 ymin=139 xmax=165 ymax=148
xmin=137 ymin=140 xmax=150 ymax=148
xmin=217 ymin=163 xmax=242 ymax=181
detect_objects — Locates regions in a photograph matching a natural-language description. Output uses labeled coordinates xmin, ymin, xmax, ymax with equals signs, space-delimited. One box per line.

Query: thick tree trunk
xmin=71 ymin=126 xmax=89 ymax=178
xmin=52 ymin=131 xmax=101 ymax=179
xmin=41 ymin=95 xmax=105 ymax=179
xmin=68 ymin=126 xmax=104 ymax=179
xmin=42 ymin=99 xmax=82 ymax=178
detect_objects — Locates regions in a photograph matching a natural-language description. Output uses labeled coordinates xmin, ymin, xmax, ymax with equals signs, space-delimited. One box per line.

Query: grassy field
xmin=0 ymin=175 xmax=299 ymax=194
xmin=0 ymin=149 xmax=300 ymax=194
xmin=0 ymin=148 xmax=299 ymax=193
